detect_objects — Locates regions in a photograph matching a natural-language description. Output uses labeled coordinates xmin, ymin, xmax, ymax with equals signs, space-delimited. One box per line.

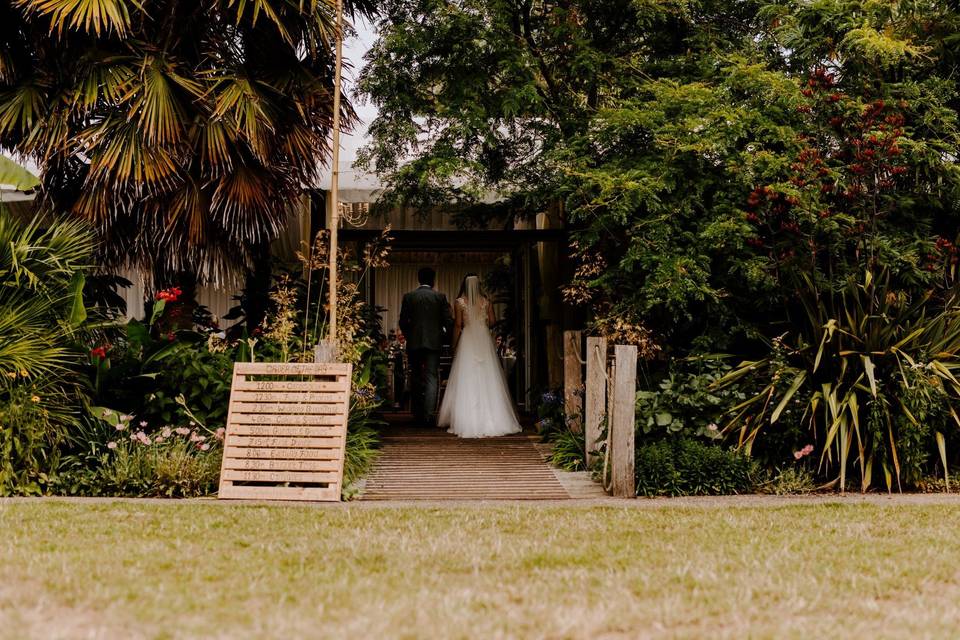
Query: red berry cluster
xmin=155 ymin=287 xmax=183 ymax=302
xmin=744 ymin=184 xmax=804 ymax=254
xmin=90 ymin=345 xmax=109 ymax=359
xmin=926 ymin=237 xmax=960 ymax=271
xmin=797 ymin=68 xmax=839 ymax=113
xmin=847 ymin=104 xmax=907 ymax=191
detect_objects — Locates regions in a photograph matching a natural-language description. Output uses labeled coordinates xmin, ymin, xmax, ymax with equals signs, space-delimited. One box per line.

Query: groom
xmin=399 ymin=267 xmax=454 ymax=427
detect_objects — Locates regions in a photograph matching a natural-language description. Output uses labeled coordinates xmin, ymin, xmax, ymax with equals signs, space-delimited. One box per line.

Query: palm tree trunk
xmin=244 ymin=242 xmax=273 ymax=334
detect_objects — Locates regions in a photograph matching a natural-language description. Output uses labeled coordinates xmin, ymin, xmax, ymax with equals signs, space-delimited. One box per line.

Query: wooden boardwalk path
xmin=361 ymin=428 xmax=571 ymax=501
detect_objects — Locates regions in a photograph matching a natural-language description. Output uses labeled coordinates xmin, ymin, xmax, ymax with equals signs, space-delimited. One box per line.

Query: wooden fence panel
xmin=218 ymin=362 xmax=352 ymax=502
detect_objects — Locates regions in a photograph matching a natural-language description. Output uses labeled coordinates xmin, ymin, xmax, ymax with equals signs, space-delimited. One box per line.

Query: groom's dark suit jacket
xmin=399 ymin=285 xmax=453 ymax=351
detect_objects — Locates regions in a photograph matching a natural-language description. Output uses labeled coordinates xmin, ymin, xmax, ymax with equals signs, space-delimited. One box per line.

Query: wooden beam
xmin=563 ymin=330 xmax=583 ymax=432
xmin=584 ymin=337 xmax=607 ymax=468
xmin=610 ymin=345 xmax=637 ymax=498
xmin=337 ymin=228 xmax=568 ymax=248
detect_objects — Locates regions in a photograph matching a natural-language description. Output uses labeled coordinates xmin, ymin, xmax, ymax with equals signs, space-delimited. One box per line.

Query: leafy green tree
xmin=0 ymin=0 xmax=373 ymax=288
xmin=360 ymin=0 xmax=770 ymax=349
xmin=362 ymin=0 xmax=960 ymax=355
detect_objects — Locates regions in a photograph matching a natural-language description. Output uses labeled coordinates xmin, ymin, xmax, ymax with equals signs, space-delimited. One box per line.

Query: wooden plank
xmin=222 ymin=469 xmax=339 ymax=483
xmin=232 ymin=391 xmax=348 ymax=403
xmin=229 ymin=402 xmax=347 ymax=415
xmin=219 ymin=485 xmax=340 ymax=501
xmin=229 ymin=413 xmax=345 ymax=426
xmin=224 ymin=458 xmax=341 ymax=472
xmin=227 ymin=424 xmax=343 ymax=437
xmin=563 ymin=330 xmax=583 ymax=433
xmin=585 ymin=337 xmax=608 ymax=468
xmin=227 ymin=435 xmax=343 ymax=449
xmin=610 ymin=345 xmax=637 ymax=498
xmin=234 ymin=362 xmax=351 ymax=376
xmin=224 ymin=446 xmax=342 ymax=460
xmin=233 ymin=380 xmax=348 ymax=392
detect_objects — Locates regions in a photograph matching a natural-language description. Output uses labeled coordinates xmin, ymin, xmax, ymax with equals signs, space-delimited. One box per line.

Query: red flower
xmin=90 ymin=346 xmax=108 ymax=359
xmin=155 ymin=286 xmax=183 ymax=302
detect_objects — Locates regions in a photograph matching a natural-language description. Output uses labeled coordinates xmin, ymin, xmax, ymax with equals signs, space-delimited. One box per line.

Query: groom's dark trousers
xmin=399 ymin=284 xmax=453 ymax=425
xmin=408 ymin=348 xmax=440 ymax=425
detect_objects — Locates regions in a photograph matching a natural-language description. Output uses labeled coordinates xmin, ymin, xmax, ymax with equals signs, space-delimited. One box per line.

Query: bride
xmin=438 ymin=274 xmax=522 ymax=438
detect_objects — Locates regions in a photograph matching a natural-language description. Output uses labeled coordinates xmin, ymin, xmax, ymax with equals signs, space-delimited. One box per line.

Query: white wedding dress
xmin=438 ymin=278 xmax=522 ymax=438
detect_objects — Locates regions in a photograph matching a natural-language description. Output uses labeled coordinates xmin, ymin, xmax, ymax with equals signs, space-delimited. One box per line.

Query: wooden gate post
xmin=563 ymin=330 xmax=583 ymax=432
xmin=610 ymin=345 xmax=637 ymax=498
xmin=584 ymin=337 xmax=607 ymax=468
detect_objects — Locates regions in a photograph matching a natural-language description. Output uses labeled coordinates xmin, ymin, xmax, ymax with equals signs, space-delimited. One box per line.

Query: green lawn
xmin=3 ymin=500 xmax=960 ymax=639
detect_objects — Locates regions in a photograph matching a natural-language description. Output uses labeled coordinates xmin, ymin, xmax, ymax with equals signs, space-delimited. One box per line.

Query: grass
xmin=3 ymin=500 xmax=960 ymax=639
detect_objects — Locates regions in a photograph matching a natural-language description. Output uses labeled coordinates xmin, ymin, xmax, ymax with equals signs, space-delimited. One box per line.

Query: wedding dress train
xmin=437 ymin=278 xmax=522 ymax=438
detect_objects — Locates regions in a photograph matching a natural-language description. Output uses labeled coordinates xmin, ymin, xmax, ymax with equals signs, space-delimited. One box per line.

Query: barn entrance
xmin=340 ymin=228 xmax=569 ymax=416
xmin=331 ymin=197 xmax=581 ymax=500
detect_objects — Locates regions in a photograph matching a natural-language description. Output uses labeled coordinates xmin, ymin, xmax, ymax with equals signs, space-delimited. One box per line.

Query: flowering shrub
xmin=57 ymin=409 xmax=223 ymax=497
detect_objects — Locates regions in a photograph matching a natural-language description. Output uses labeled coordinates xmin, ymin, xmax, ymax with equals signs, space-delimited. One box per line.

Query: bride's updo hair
xmin=458 ymin=273 xmax=484 ymax=299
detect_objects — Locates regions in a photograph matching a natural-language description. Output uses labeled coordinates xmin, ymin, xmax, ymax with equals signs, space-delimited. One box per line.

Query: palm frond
xmin=0 ymin=155 xmax=39 ymax=189
xmin=17 ymin=0 xmax=136 ymax=37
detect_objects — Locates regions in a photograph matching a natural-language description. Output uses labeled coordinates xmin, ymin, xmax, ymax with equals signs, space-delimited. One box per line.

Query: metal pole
xmin=327 ymin=0 xmax=344 ymax=349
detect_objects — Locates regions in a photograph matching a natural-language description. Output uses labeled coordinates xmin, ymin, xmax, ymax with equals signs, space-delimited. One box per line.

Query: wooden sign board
xmin=218 ymin=362 xmax=353 ymax=502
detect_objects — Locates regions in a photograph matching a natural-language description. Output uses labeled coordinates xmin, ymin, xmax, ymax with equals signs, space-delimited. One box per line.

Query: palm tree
xmin=0 ymin=0 xmax=373 ymax=290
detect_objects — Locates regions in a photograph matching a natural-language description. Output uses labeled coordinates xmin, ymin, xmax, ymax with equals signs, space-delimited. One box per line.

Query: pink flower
xmin=794 ymin=444 xmax=815 ymax=460
xmin=200 ymin=443 xmax=210 ymax=451
xmin=134 ymin=431 xmax=151 ymax=445
xmin=115 ymin=422 xmax=127 ymax=431
xmin=214 ymin=428 xmax=225 ymax=441
xmin=161 ymin=427 xmax=172 ymax=438
xmin=139 ymin=420 xmax=148 ymax=427
xmin=107 ymin=441 xmax=117 ymax=450
xmin=175 ymin=427 xmax=190 ymax=436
